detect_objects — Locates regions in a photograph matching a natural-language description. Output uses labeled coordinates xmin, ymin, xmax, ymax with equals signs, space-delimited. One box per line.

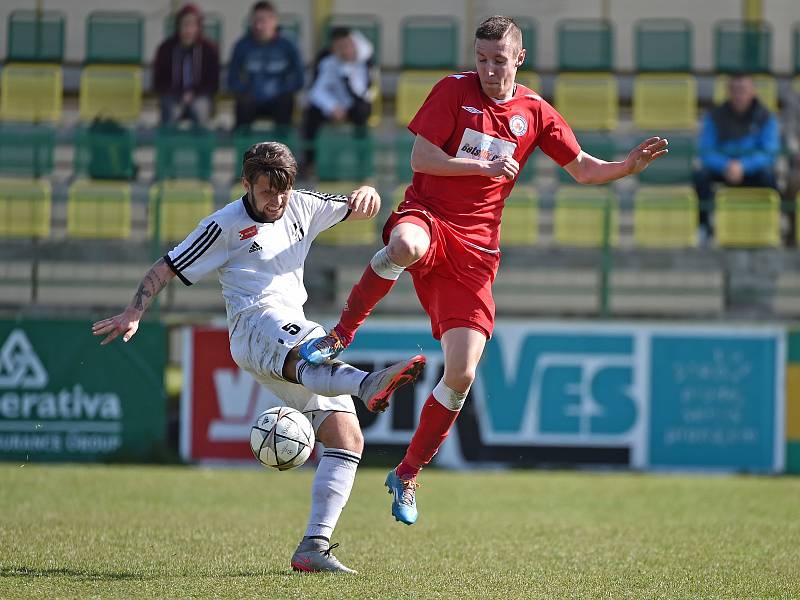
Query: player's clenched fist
xmin=484 ymin=155 xmax=519 ymax=180
xmin=348 ymin=186 xmax=381 ymax=219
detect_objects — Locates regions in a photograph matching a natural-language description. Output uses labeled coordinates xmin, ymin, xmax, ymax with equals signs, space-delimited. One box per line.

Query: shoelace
xmin=322 ymin=542 xmax=340 ymax=558
xmin=400 ymin=479 xmax=420 ymax=506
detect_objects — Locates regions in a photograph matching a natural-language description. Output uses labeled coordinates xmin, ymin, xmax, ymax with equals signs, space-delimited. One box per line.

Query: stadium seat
xmin=401 ymin=16 xmax=459 ymax=69
xmin=73 ymin=124 xmax=136 ymax=180
xmin=149 ymin=181 xmax=214 ymax=242
xmin=500 ymin=185 xmax=538 ymax=247
xmin=714 ymin=186 xmax=780 ymax=247
xmin=516 ymin=72 xmax=541 ymax=94
xmin=232 ymin=125 xmax=298 ymax=163
xmin=85 ymin=11 xmax=144 ymax=64
xmin=633 ymin=186 xmax=698 ymax=248
xmin=559 ymin=133 xmax=615 ymax=183
xmin=395 ymin=131 xmax=416 ymax=182
xmin=714 ymin=19 xmax=771 ymax=74
xmin=156 ymin=126 xmax=215 ymax=181
xmin=314 ymin=126 xmax=374 ymax=181
xmin=554 ymin=73 xmax=618 ymax=131
xmin=79 ymin=65 xmax=143 ymax=123
xmin=796 ymin=191 xmax=800 ymax=247
xmin=0 ymin=63 xmax=62 ymax=122
xmin=230 ymin=184 xmax=245 ymax=201
xmin=0 ymin=178 xmax=51 ymax=238
xmin=554 ymin=186 xmax=618 ymax=247
xmin=514 ymin=16 xmax=537 ymax=70
xmin=392 ymin=184 xmax=409 ymax=210
xmin=279 ymin=13 xmax=301 ymax=44
xmin=712 ymin=74 xmax=778 ymax=112
xmin=637 ymin=134 xmax=694 ymax=185
xmin=633 ymin=74 xmax=697 ymax=130
xmin=0 ymin=124 xmax=54 ymax=178
xmin=67 ymin=180 xmax=132 ymax=239
xmin=313 ymin=181 xmax=377 ymax=245
xmin=795 ymin=22 xmax=800 ymax=74
xmin=557 ymin=19 xmax=614 ymax=72
xmin=635 ymin=18 xmax=693 ymax=72
xmin=0 ymin=259 xmax=33 ymax=304
xmin=7 ymin=9 xmax=65 ymax=62
xmin=610 ymin=270 xmax=723 ymax=316
xmin=396 ymin=70 xmax=452 ymax=125
xmin=324 ymin=14 xmax=381 ymax=63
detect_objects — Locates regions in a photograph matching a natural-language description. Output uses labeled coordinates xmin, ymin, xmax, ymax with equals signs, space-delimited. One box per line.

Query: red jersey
xmin=404 ymin=71 xmax=581 ymax=249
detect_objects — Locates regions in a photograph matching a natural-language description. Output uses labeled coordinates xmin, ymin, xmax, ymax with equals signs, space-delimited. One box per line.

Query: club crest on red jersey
xmin=509 ymin=114 xmax=528 ymax=137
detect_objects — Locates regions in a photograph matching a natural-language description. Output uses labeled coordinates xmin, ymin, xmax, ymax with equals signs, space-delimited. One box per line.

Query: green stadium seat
xmin=67 ymin=180 xmax=132 ymax=239
xmin=232 ymin=125 xmax=298 ymax=166
xmin=324 ymin=15 xmax=380 ymax=63
xmin=500 ymin=185 xmax=538 ymax=247
xmin=0 ymin=124 xmax=54 ymax=178
xmin=313 ymin=181 xmax=377 ymax=245
xmin=79 ymin=65 xmax=142 ymax=123
xmin=797 ymin=192 xmax=800 ymax=247
xmin=0 ymin=178 xmax=51 ymax=238
xmin=73 ymin=124 xmax=136 ymax=180
xmin=0 ymin=63 xmax=62 ymax=123
xmin=635 ymin=18 xmax=692 ymax=72
xmin=314 ymin=126 xmax=374 ymax=182
xmin=558 ymin=19 xmax=613 ymax=72
xmin=715 ymin=186 xmax=781 ymax=247
xmin=638 ymin=134 xmax=694 ymax=185
xmin=396 ymin=70 xmax=452 ymax=125
xmin=554 ymin=73 xmax=618 ymax=131
xmin=633 ymin=74 xmax=697 ymax=130
xmin=149 ymin=181 xmax=214 ymax=242
xmin=633 ymin=186 xmax=698 ymax=248
xmin=156 ymin=126 xmax=215 ymax=181
xmin=554 ymin=186 xmax=618 ymax=247
xmin=164 ymin=11 xmax=223 ymax=47
xmin=279 ymin=14 xmax=302 ymax=44
xmin=402 ymin=16 xmax=459 ymax=69
xmin=559 ymin=133 xmax=615 ymax=183
xmin=7 ymin=10 xmax=65 ymax=62
xmin=85 ymin=11 xmax=144 ymax=64
xmin=714 ymin=20 xmax=771 ymax=74
xmin=395 ymin=130 xmax=416 ymax=182
xmin=794 ymin=22 xmax=800 ymax=74
xmin=514 ymin=16 xmax=536 ymax=70
xmin=713 ymin=74 xmax=778 ymax=113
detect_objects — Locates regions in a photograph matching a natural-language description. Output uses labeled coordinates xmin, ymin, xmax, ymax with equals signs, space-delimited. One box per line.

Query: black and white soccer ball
xmin=250 ymin=407 xmax=315 ymax=470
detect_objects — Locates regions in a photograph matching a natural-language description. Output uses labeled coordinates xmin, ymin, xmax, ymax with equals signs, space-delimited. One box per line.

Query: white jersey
xmin=164 ymin=189 xmax=350 ymax=325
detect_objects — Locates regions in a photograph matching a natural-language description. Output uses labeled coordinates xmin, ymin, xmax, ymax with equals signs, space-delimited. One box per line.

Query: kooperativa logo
xmin=0 ymin=330 xmax=48 ymax=389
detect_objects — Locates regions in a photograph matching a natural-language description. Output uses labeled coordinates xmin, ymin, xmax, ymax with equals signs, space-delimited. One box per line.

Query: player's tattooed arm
xmin=91 ymin=258 xmax=175 ymax=345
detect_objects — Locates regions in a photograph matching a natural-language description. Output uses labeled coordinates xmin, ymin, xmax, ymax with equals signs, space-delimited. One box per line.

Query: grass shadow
xmin=1 ymin=566 xmax=152 ymax=581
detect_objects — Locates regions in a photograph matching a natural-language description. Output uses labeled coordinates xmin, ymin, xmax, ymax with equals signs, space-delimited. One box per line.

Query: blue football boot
xmin=298 ymin=329 xmax=347 ymax=364
xmin=385 ymin=469 xmax=419 ymax=525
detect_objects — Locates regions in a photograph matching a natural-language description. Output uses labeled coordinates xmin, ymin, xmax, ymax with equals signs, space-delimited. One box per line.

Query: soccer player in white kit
xmin=92 ymin=141 xmax=426 ymax=574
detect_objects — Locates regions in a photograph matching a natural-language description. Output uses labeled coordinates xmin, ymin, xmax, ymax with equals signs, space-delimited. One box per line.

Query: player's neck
xmin=489 ymin=82 xmax=516 ymax=103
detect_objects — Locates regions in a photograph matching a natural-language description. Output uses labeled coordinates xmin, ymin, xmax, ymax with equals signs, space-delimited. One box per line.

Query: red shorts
xmin=382 ymin=208 xmax=501 ymax=340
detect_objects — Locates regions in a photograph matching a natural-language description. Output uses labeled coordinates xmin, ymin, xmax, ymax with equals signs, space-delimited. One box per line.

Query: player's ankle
xmin=395 ymin=461 xmax=420 ymax=480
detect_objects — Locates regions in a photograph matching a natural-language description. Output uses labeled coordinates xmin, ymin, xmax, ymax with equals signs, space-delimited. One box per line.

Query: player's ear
xmin=515 ymin=48 xmax=526 ymax=68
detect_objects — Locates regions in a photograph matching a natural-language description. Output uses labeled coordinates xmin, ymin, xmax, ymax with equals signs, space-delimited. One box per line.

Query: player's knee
xmin=387 ymin=234 xmax=427 ymax=265
xmin=443 ymin=366 xmax=476 ymax=393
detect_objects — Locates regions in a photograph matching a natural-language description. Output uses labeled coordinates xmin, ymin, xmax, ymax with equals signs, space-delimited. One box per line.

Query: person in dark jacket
xmin=693 ymin=73 xmax=780 ymax=239
xmin=228 ymin=1 xmax=304 ymax=130
xmin=153 ymin=4 xmax=220 ymax=126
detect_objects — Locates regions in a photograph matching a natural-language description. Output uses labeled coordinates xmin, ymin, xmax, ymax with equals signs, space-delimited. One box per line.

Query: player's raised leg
xmin=386 ymin=327 xmax=486 ymax=525
xmin=298 ymin=221 xmax=430 ymax=364
xmin=291 ymin=411 xmax=362 ymax=574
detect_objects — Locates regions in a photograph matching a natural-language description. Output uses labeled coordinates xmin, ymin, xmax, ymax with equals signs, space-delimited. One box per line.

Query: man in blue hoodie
xmin=228 ymin=1 xmax=304 ymax=130
xmin=693 ymin=73 xmax=780 ymax=239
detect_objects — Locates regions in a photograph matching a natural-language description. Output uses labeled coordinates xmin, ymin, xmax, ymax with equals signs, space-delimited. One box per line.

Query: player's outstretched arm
xmin=346 ymin=185 xmax=381 ymax=220
xmin=91 ymin=258 xmax=175 ymax=345
xmin=410 ymin=134 xmax=519 ymax=179
xmin=563 ymin=137 xmax=669 ymax=185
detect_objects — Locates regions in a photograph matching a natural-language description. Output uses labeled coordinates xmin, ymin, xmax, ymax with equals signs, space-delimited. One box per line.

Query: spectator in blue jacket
xmin=693 ymin=74 xmax=780 ymax=239
xmin=228 ymin=1 xmax=304 ymax=130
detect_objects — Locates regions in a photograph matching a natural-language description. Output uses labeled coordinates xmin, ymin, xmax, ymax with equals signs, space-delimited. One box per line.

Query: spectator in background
xmin=301 ymin=28 xmax=375 ymax=173
xmin=228 ymin=1 xmax=304 ymax=131
xmin=693 ymin=73 xmax=780 ymax=240
xmin=153 ymin=4 xmax=219 ymax=127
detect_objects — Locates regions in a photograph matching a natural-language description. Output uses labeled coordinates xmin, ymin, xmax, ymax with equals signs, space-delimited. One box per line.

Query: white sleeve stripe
xmin=172 ymin=221 xmax=220 ymax=265
xmin=174 ymin=224 xmax=223 ymax=271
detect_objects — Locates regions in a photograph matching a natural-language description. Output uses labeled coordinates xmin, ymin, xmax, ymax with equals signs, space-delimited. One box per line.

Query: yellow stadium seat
xmin=313 ymin=181 xmax=377 ymax=245
xmin=0 ymin=178 xmax=51 ymax=237
xmin=554 ymin=73 xmax=618 ymax=131
xmin=713 ymin=74 xmax=778 ymax=112
xmin=149 ymin=181 xmax=214 ymax=242
xmin=554 ymin=186 xmax=618 ymax=247
xmin=516 ymin=72 xmax=541 ymax=94
xmin=0 ymin=63 xmax=62 ymax=122
xmin=715 ymin=186 xmax=780 ymax=247
xmin=67 ymin=180 xmax=132 ymax=239
xmin=368 ymin=79 xmax=382 ymax=127
xmin=633 ymin=186 xmax=698 ymax=248
xmin=230 ymin=184 xmax=245 ymax=201
xmin=501 ymin=185 xmax=538 ymax=246
xmin=396 ymin=70 xmax=452 ymax=125
xmin=794 ymin=76 xmax=800 ymax=96
xmin=79 ymin=65 xmax=142 ymax=123
xmin=633 ymin=74 xmax=697 ymax=130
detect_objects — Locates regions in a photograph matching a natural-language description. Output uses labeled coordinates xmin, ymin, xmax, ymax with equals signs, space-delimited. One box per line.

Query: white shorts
xmin=228 ymin=306 xmax=356 ymax=433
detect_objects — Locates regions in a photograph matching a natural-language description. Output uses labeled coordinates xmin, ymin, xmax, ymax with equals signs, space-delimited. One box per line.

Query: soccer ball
xmin=250 ymin=407 xmax=315 ymax=470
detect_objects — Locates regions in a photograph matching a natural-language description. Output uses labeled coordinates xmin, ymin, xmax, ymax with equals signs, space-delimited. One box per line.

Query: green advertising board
xmin=0 ymin=320 xmax=166 ymax=462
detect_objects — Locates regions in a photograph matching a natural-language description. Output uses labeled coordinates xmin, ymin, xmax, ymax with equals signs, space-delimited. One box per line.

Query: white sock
xmin=296 ymin=360 xmax=367 ymax=397
xmin=432 ymin=378 xmax=468 ymax=411
xmin=305 ymin=448 xmax=361 ymax=539
xmin=370 ymin=246 xmax=406 ymax=280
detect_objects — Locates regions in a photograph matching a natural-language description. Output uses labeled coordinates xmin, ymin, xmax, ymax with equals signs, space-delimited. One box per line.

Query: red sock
xmin=395 ymin=394 xmax=460 ymax=480
xmin=334 ymin=264 xmax=397 ymax=345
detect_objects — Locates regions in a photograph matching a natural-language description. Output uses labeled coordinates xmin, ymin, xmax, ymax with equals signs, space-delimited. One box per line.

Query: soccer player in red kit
xmin=300 ymin=15 xmax=668 ymax=525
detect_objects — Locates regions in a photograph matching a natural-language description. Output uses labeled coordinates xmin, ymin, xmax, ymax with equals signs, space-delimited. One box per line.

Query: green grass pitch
xmin=1 ymin=464 xmax=798 ymax=599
